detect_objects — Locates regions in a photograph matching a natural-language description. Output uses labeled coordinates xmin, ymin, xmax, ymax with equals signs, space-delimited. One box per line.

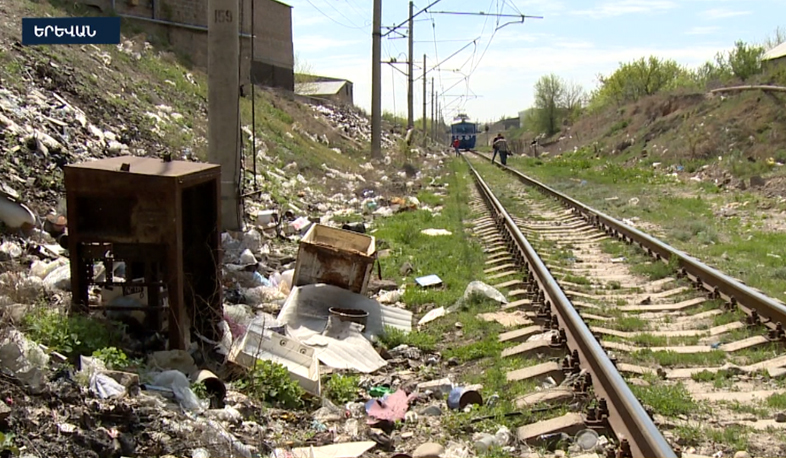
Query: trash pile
xmin=0 ymin=86 xmax=141 ymax=209
xmin=310 ymin=104 xmax=397 ymax=150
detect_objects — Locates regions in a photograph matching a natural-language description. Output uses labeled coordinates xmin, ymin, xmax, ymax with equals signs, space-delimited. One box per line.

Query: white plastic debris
xmin=152 ymin=370 xmax=206 ymax=413
xmin=421 ymin=228 xmax=452 ymax=236
xmin=0 ymin=330 xmax=49 ymax=393
xmin=0 ymin=195 xmax=35 ymax=229
xmin=89 ymin=373 xmax=126 ymax=399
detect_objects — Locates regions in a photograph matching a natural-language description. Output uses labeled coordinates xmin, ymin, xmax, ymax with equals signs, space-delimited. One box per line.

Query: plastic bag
xmin=89 ymin=373 xmax=126 ymax=399
xmin=448 ymin=281 xmax=508 ymax=312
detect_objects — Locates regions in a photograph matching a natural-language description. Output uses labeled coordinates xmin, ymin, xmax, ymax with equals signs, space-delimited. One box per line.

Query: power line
xmin=322 ymin=0 xmax=367 ymax=31
xmin=304 ymin=0 xmax=367 ymax=32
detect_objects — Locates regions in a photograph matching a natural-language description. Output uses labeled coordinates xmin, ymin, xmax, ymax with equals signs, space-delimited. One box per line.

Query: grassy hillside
xmin=512 ymin=32 xmax=786 ymax=188
xmin=0 ymin=0 xmax=399 ymax=214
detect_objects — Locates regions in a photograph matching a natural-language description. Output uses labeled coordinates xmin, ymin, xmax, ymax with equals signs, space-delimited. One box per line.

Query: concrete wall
xmin=80 ymin=0 xmax=293 ymax=90
xmin=763 ymin=56 xmax=786 ymax=74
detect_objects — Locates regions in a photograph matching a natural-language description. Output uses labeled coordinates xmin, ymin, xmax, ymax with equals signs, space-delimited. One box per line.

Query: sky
xmin=283 ymin=0 xmax=784 ymax=125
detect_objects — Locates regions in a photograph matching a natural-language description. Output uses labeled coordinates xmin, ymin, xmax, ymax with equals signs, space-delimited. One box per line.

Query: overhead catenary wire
xmin=304 ymin=0 xmax=367 ymax=32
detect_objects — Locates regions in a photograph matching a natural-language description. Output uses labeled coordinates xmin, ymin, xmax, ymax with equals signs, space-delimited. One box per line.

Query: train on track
xmin=450 ymin=114 xmax=477 ymax=151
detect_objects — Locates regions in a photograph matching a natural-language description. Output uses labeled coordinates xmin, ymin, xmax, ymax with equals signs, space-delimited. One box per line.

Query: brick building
xmin=79 ymin=0 xmax=295 ymax=91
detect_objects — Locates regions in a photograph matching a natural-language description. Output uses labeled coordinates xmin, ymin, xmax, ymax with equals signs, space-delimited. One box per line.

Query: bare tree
xmin=561 ymin=81 xmax=585 ymax=119
xmin=294 ymin=52 xmax=319 ymax=93
xmin=763 ymin=26 xmax=786 ymax=51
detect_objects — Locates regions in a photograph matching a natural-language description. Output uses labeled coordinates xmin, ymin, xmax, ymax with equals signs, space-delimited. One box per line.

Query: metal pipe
xmin=463 ymin=156 xmax=676 ymax=458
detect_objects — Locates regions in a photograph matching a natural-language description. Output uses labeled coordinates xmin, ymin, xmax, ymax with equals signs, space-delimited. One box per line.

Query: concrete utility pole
xmin=422 ymin=54 xmax=426 ymax=144
xmin=371 ymin=0 xmax=382 ymax=158
xmin=208 ymin=0 xmax=241 ymax=231
xmin=435 ymin=97 xmax=440 ymax=143
xmin=407 ymin=1 xmax=414 ymax=129
xmin=430 ymin=77 xmax=434 ymax=140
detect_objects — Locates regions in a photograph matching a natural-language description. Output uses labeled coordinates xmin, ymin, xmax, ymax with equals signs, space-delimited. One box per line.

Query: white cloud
xmin=572 ymin=0 xmax=678 ymax=19
xmin=686 ymin=26 xmax=720 ymax=35
xmin=702 ymin=8 xmax=752 ymax=19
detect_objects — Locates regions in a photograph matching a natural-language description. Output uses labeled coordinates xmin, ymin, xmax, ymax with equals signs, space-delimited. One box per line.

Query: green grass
xmin=371 ymin=158 xmax=577 ymax=439
xmin=630 ymin=382 xmax=701 ymax=417
xmin=377 ymin=326 xmax=438 ymax=352
xmin=629 ymin=349 xmax=727 ymax=367
xmin=373 ymin=161 xmax=486 ymax=308
xmin=691 ymin=369 xmax=736 ymax=389
xmin=490 ymin=150 xmax=786 ymax=304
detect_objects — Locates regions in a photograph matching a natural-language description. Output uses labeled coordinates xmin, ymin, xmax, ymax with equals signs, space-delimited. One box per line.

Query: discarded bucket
xmin=192 ymin=369 xmax=227 ymax=407
xmin=328 ymin=307 xmax=369 ymax=329
xmin=447 ymin=387 xmax=483 ymax=410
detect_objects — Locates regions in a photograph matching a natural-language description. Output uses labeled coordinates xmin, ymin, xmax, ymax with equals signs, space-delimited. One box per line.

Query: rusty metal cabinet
xmin=64 ymin=156 xmax=222 ymax=350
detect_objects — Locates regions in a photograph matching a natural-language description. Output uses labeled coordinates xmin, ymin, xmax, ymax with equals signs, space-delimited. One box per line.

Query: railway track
xmin=461 ymin=151 xmax=786 ymax=458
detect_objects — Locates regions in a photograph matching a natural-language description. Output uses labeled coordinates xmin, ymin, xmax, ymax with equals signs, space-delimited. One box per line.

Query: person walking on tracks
xmin=492 ymin=134 xmax=509 ymax=165
xmin=452 ymin=138 xmax=460 ymax=157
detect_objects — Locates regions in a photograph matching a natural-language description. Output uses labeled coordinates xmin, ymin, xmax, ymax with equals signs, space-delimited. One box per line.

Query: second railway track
xmin=461 ymin=151 xmax=786 ymax=458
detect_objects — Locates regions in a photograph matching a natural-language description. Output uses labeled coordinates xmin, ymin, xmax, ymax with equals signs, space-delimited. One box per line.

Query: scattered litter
xmin=277 ymin=441 xmax=376 ymax=458
xmin=366 ymin=388 xmax=413 ymax=423
xmin=420 ymin=228 xmax=452 ymax=236
xmin=456 ymin=281 xmax=508 ymax=307
xmin=89 ymin=372 xmax=126 ymax=399
xmin=575 ymin=429 xmax=599 ymax=451
xmin=417 ymin=307 xmax=446 ymax=326
xmin=0 ymin=194 xmax=36 ymax=231
xmin=447 ymin=386 xmax=483 ymax=410
xmin=415 ymin=274 xmax=442 ymax=288
xmin=228 ymin=320 xmax=321 ymax=396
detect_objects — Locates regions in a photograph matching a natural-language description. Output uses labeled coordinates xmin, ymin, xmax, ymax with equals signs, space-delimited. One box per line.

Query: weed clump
xmin=22 ymin=308 xmax=122 ymax=358
xmin=377 ymin=326 xmax=437 ymax=352
xmin=324 ymin=373 xmax=359 ymax=404
xmin=236 ymin=360 xmax=305 ymax=409
xmin=91 ymin=346 xmax=130 ymax=370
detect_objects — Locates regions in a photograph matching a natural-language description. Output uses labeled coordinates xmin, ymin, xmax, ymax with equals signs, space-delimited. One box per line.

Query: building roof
xmin=763 ymin=42 xmax=786 ymax=61
xmin=269 ymin=0 xmax=293 ymax=8
xmin=295 ymin=80 xmax=348 ymax=96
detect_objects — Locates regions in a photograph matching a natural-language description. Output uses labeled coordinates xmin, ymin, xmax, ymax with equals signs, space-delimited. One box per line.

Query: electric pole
xmin=371 ymin=0 xmax=382 ymax=158
xmin=422 ymin=54 xmax=426 ymax=145
xmin=430 ymin=77 xmax=434 ymax=140
xmin=407 ymin=1 xmax=414 ymax=129
xmin=208 ymin=0 xmax=241 ymax=231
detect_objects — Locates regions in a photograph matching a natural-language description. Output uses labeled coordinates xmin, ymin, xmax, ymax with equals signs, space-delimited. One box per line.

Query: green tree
xmin=533 ymin=73 xmax=565 ymax=136
xmin=590 ymin=56 xmax=687 ymax=108
xmin=726 ymin=40 xmax=764 ymax=81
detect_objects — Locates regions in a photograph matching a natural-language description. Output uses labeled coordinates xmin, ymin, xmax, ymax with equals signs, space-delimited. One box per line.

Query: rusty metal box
xmin=293 ymin=224 xmax=376 ymax=295
xmin=64 ymin=156 xmax=222 ymax=350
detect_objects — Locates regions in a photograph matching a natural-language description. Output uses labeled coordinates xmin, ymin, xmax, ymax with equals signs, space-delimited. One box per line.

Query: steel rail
xmin=471 ymin=150 xmax=786 ymax=337
xmin=463 ymin=156 xmax=676 ymax=458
